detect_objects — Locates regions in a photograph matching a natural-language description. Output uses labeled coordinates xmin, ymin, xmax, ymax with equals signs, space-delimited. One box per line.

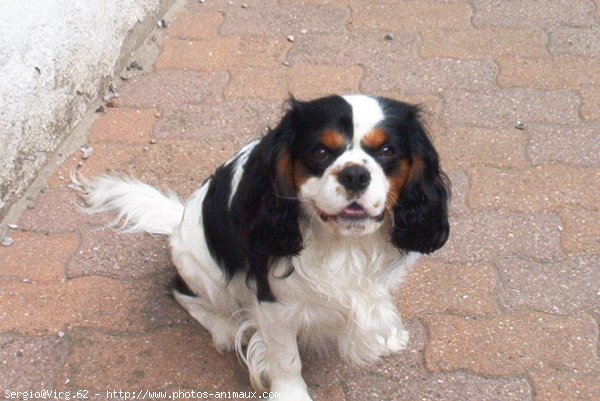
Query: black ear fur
xmin=233 ymin=100 xmax=303 ymax=301
xmin=390 ymin=110 xmax=450 ymax=254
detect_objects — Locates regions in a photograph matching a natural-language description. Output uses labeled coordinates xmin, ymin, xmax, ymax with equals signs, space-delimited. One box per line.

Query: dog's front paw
xmin=385 ymin=326 xmax=409 ymax=354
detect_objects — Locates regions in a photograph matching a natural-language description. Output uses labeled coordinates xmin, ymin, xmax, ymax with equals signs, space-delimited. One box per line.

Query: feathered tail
xmin=72 ymin=173 xmax=184 ymax=236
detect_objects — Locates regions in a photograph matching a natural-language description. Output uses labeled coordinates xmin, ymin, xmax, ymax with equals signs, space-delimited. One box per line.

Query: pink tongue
xmin=342 ymin=206 xmax=368 ymax=217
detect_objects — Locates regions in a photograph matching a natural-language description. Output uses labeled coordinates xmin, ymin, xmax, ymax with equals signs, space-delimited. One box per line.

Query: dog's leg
xmin=251 ymin=303 xmax=312 ymax=401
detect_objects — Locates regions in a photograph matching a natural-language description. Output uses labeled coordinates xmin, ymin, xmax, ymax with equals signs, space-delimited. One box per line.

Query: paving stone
xmin=220 ymin=4 xmax=350 ymax=36
xmin=527 ymin=123 xmax=600 ymax=167
xmin=167 ymin=10 xmax=223 ymax=40
xmin=226 ymin=64 xmax=362 ymax=100
xmin=114 ymin=70 xmax=228 ymax=110
xmin=496 ymin=256 xmax=600 ymax=315
xmin=141 ymin=283 xmax=197 ymax=330
xmin=225 ymin=66 xmax=288 ymax=100
xmin=89 ymin=108 xmax=159 ymax=144
xmin=550 ymin=26 xmax=600 ymax=58
xmin=424 ymin=312 xmax=599 ymax=376
xmin=67 ymin=227 xmax=172 ymax=281
xmin=287 ymin=32 xmax=421 ymax=66
xmin=153 ymin=99 xmax=281 ymax=142
xmin=399 ymin=259 xmax=499 ymax=318
xmin=435 ymin=210 xmax=563 ymax=263
xmin=234 ymin=35 xmax=292 ymax=67
xmin=441 ymin=89 xmax=581 ymax=128
xmin=471 ymin=0 xmax=596 ymax=29
xmin=187 ymin=0 xmax=279 ymax=13
xmin=436 ymin=127 xmax=528 ymax=169
xmin=344 ymin=371 xmax=532 ymax=401
xmin=529 ymin=369 xmax=600 ymax=401
xmin=580 ymin=86 xmax=600 ymax=121
xmin=155 ymin=37 xmax=240 ymax=71
xmin=287 ymin=64 xmax=362 ymax=99
xmin=55 ymin=328 xmax=242 ymax=391
xmin=421 ymin=28 xmax=548 ymax=59
xmin=18 ymin=188 xmax=108 ymax=232
xmin=0 ymin=334 xmax=68 ymax=391
xmin=0 ymin=277 xmax=150 ymax=335
xmin=0 ymin=231 xmax=76 ymax=283
xmin=362 ymin=58 xmax=498 ymax=95
xmin=349 ymin=2 xmax=472 ymax=32
xmin=468 ymin=166 xmax=600 ymax=213
xmin=445 ymin=169 xmax=469 ymax=216
xmin=497 ymin=56 xmax=600 ymax=90
xmin=312 ymin=385 xmax=347 ymax=401
xmin=559 ymin=205 xmax=600 ymax=255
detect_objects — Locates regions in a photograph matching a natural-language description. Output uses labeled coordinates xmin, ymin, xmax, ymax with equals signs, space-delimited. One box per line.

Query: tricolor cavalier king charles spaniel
xmin=77 ymin=94 xmax=449 ymax=401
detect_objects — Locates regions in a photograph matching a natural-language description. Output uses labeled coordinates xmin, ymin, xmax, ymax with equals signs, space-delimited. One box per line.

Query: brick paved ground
xmin=1 ymin=1 xmax=599 ymax=400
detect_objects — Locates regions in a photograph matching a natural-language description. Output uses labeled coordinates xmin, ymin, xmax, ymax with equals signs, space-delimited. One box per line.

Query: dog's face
xmin=272 ymin=95 xmax=449 ymax=244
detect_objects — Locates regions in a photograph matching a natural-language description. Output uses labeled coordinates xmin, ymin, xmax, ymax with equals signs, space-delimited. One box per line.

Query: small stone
xmin=27 ymin=203 xmax=36 ymax=210
xmin=106 ymin=101 xmax=115 ymax=108
xmin=81 ymin=147 xmax=93 ymax=160
xmin=21 ymin=278 xmax=29 ymax=283
xmin=2 ymin=236 xmax=14 ymax=247
xmin=78 ymin=161 xmax=84 ymax=167
xmin=301 ymin=29 xmax=308 ymax=34
xmin=282 ymin=60 xmax=290 ymax=67
xmin=149 ymin=138 xmax=158 ymax=144
xmin=241 ymin=3 xmax=248 ymax=8
xmin=128 ymin=61 xmax=139 ymax=70
xmin=95 ymin=106 xmax=105 ymax=113
xmin=287 ymin=35 xmax=295 ymax=43
xmin=120 ymin=73 xmax=131 ymax=81
xmin=515 ymin=121 xmax=526 ymax=130
xmin=8 ymin=224 xmax=18 ymax=229
xmin=154 ymin=112 xmax=162 ymax=119
xmin=58 ymin=330 xmax=65 ymax=338
xmin=157 ymin=19 xmax=167 ymax=29
xmin=102 ymin=94 xmax=113 ymax=102
xmin=384 ymin=33 xmax=394 ymax=41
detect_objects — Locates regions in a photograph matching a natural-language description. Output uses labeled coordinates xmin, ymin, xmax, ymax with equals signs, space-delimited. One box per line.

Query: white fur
xmin=75 ymin=95 xmax=419 ymax=401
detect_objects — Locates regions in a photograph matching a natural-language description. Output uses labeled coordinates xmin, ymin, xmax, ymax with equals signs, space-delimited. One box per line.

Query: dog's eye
xmin=312 ymin=144 xmax=331 ymax=160
xmin=378 ymin=144 xmax=396 ymax=158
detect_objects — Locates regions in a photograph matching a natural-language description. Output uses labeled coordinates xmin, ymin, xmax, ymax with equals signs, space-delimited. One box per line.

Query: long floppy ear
xmin=234 ymin=100 xmax=303 ymax=300
xmin=390 ymin=111 xmax=450 ymax=254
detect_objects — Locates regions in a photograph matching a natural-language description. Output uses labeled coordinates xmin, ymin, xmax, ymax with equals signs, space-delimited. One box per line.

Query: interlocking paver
xmin=580 ymin=86 xmax=600 ymax=121
xmin=399 ymin=259 xmax=499 ymax=318
xmin=220 ymin=4 xmax=350 ymax=36
xmin=0 ymin=277 xmax=150 ymax=335
xmin=114 ymin=70 xmax=228 ymax=110
xmin=67 ymin=227 xmax=172 ymax=281
xmin=471 ymin=0 xmax=596 ymax=29
xmin=89 ymin=108 xmax=159 ymax=144
xmin=54 ymin=328 xmax=242 ymax=391
xmin=549 ymin=27 xmax=600 ymax=58
xmin=526 ymin=123 xmax=600 ymax=167
xmin=436 ymin=210 xmax=563 ymax=263
xmin=166 ymin=10 xmax=223 ymax=40
xmin=424 ymin=312 xmax=599 ymax=376
xmin=468 ymin=166 xmax=600 ymax=212
xmin=0 ymin=334 xmax=68 ymax=391
xmin=436 ymin=127 xmax=528 ymax=169
xmin=496 ymin=256 xmax=600 ymax=315
xmin=559 ymin=206 xmax=600 ymax=255
xmin=420 ymin=28 xmax=548 ymax=59
xmin=3 ymin=0 xmax=600 ymax=399
xmin=441 ymin=89 xmax=582 ymax=128
xmin=349 ymin=1 xmax=473 ymax=32
xmin=497 ymin=56 xmax=600 ymax=89
xmin=0 ymin=231 xmax=76 ymax=283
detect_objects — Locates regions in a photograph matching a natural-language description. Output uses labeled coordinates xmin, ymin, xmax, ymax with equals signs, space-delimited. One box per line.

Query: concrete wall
xmin=0 ymin=0 xmax=172 ymax=220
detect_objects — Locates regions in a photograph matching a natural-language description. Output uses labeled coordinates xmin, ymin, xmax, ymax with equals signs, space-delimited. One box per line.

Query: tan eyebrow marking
xmin=362 ymin=128 xmax=388 ymax=149
xmin=320 ymin=130 xmax=346 ymax=150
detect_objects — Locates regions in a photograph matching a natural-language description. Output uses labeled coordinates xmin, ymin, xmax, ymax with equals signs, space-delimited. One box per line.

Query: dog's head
xmin=241 ymin=95 xmax=449 ymax=260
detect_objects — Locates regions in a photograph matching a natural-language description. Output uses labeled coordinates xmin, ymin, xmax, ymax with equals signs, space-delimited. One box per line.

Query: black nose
xmin=338 ymin=165 xmax=371 ymax=193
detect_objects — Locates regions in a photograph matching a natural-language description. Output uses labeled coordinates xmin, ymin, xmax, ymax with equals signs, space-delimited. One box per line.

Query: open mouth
xmin=315 ymin=202 xmax=384 ymax=223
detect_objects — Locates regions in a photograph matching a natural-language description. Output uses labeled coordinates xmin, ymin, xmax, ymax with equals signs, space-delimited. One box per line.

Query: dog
xmin=76 ymin=94 xmax=450 ymax=401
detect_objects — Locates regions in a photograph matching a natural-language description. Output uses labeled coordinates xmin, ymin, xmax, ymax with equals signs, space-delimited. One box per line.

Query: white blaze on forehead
xmin=342 ymin=95 xmax=385 ymax=147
